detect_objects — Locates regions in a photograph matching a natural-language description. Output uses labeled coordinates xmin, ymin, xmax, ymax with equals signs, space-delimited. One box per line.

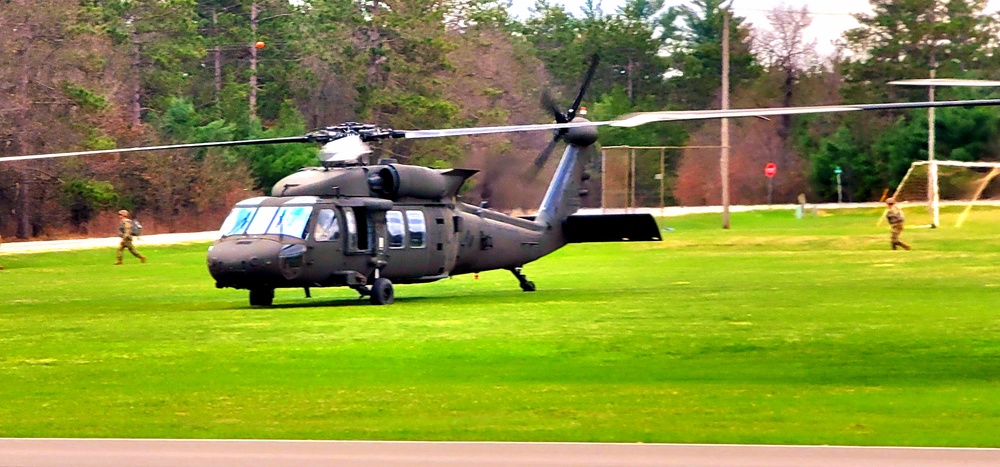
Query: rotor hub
xmin=564 ymin=117 xmax=598 ymax=147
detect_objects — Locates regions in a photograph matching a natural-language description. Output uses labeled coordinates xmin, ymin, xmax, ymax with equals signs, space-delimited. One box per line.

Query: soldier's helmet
xmin=118 ymin=209 xmax=129 ymax=216
xmin=885 ymin=197 xmax=896 ymax=205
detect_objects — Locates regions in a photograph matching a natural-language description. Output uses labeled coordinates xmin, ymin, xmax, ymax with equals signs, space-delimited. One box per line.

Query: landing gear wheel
xmin=249 ymin=288 xmax=274 ymax=307
xmin=520 ymin=281 xmax=536 ymax=292
xmin=370 ymin=277 xmax=394 ymax=305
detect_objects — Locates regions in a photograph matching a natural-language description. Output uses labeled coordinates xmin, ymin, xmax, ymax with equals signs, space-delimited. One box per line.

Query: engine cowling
xmin=368 ymin=164 xmax=449 ymax=200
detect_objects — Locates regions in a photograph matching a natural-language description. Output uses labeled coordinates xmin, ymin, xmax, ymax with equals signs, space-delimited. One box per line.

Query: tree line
xmin=2 ymin=0 xmax=999 ymax=239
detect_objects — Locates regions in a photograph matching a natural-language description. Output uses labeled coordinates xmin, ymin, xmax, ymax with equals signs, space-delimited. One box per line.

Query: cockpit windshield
xmin=266 ymin=206 xmax=313 ymax=237
xmin=246 ymin=207 xmax=279 ymax=235
xmin=219 ymin=207 xmax=255 ymax=236
xmin=219 ymin=205 xmax=314 ymax=239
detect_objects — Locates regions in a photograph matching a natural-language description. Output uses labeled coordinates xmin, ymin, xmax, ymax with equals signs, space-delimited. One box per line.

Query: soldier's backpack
xmin=131 ymin=219 xmax=143 ymax=236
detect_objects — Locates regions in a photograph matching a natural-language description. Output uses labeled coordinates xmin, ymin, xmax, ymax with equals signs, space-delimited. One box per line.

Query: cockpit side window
xmin=386 ymin=211 xmax=405 ymax=248
xmin=406 ymin=210 xmax=426 ymax=248
xmin=314 ymin=209 xmax=340 ymax=242
xmin=220 ymin=207 xmax=255 ymax=236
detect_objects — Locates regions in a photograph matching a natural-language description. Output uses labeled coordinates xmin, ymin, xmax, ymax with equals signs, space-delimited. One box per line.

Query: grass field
xmin=1 ymin=206 xmax=998 ymax=446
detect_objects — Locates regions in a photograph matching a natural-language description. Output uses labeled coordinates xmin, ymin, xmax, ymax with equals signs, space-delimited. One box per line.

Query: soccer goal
xmin=889 ymin=160 xmax=1000 ymax=227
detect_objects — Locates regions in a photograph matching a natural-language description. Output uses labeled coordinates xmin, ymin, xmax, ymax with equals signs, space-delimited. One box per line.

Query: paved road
xmin=1 ymin=232 xmax=220 ymax=255
xmin=1 ymin=439 xmax=998 ymax=467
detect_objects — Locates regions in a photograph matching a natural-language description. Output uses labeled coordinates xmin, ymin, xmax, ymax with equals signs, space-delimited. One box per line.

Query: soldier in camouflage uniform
xmin=116 ymin=210 xmax=146 ymax=264
xmin=885 ymin=198 xmax=911 ymax=250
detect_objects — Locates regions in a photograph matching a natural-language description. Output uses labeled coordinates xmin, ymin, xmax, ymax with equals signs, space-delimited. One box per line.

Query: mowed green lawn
xmin=1 ymin=206 xmax=998 ymax=446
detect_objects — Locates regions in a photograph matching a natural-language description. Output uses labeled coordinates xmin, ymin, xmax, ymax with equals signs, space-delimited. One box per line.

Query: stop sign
xmin=764 ymin=162 xmax=777 ymax=178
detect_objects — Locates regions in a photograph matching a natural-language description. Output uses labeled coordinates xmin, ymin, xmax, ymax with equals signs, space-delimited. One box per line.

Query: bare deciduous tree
xmin=0 ymin=0 xmax=125 ymax=238
xmin=752 ymin=5 xmax=819 ymax=140
xmin=444 ymin=28 xmax=553 ymax=210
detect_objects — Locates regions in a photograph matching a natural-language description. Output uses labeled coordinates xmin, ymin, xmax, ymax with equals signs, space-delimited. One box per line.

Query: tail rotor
xmin=529 ymin=54 xmax=600 ymax=177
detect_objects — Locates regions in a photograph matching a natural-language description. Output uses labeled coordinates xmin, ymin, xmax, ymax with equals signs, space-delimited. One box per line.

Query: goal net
xmin=888 ymin=160 xmax=1000 ymax=227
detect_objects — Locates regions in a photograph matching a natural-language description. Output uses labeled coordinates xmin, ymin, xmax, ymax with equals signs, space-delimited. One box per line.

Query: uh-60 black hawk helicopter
xmin=9 ymin=57 xmax=1000 ymax=306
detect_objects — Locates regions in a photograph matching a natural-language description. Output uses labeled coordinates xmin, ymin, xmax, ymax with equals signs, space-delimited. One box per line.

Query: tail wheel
xmin=249 ymin=288 xmax=274 ymax=307
xmin=370 ymin=277 xmax=394 ymax=305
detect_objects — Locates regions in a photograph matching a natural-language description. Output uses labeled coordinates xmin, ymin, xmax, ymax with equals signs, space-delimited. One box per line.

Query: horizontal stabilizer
xmin=563 ymin=214 xmax=662 ymax=243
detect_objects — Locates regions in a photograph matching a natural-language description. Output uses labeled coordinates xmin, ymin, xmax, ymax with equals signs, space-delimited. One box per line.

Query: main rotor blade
xmin=568 ymin=54 xmax=600 ymax=119
xmin=402 ymin=98 xmax=1000 ymax=138
xmin=10 ymin=98 xmax=1000 ymax=163
xmin=611 ymin=98 xmax=1000 ymax=127
xmin=403 ymin=120 xmax=606 ymax=139
xmin=889 ymin=78 xmax=1000 ymax=87
xmin=1 ymin=136 xmax=309 ymax=163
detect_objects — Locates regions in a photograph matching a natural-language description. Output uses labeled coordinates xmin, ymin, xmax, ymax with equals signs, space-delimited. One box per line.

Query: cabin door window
xmin=386 ymin=211 xmax=405 ymax=249
xmin=405 ymin=210 xmax=427 ymax=248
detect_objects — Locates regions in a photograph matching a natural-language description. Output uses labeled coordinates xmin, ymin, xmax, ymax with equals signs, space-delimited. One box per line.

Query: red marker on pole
xmin=764 ymin=162 xmax=776 ymax=205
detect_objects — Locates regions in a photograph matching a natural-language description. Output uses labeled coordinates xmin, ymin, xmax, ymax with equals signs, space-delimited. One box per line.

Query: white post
xmin=928 ymin=76 xmax=940 ymax=228
xmin=660 ymin=147 xmax=666 ymax=209
xmin=600 ymin=149 xmax=607 ymax=212
xmin=630 ymin=147 xmax=636 ymax=212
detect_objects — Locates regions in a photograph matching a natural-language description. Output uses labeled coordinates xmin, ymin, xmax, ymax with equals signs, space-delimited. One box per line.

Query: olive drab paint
xmin=206 ymin=131 xmax=662 ymax=306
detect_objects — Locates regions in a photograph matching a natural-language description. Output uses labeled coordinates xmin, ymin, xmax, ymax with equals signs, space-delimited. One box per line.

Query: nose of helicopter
xmin=207 ymin=238 xmax=286 ymax=287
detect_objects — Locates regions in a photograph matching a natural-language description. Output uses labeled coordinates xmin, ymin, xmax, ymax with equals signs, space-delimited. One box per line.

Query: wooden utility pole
xmin=213 ymin=10 xmax=222 ymax=98
xmin=928 ymin=8 xmax=939 ymax=228
xmin=249 ymin=2 xmax=260 ymax=120
xmin=129 ymin=19 xmax=143 ymax=127
xmin=721 ymin=9 xmax=731 ymax=229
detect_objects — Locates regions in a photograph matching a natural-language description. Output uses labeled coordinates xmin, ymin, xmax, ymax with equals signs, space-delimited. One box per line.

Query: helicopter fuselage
xmin=204 ymin=155 xmax=593 ymax=306
xmin=206 ymin=195 xmax=553 ymax=291
xmin=206 ymin=125 xmax=660 ymax=306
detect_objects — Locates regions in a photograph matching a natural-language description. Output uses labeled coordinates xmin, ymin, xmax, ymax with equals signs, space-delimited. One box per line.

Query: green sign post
xmin=834 ymin=166 xmax=843 ymax=203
